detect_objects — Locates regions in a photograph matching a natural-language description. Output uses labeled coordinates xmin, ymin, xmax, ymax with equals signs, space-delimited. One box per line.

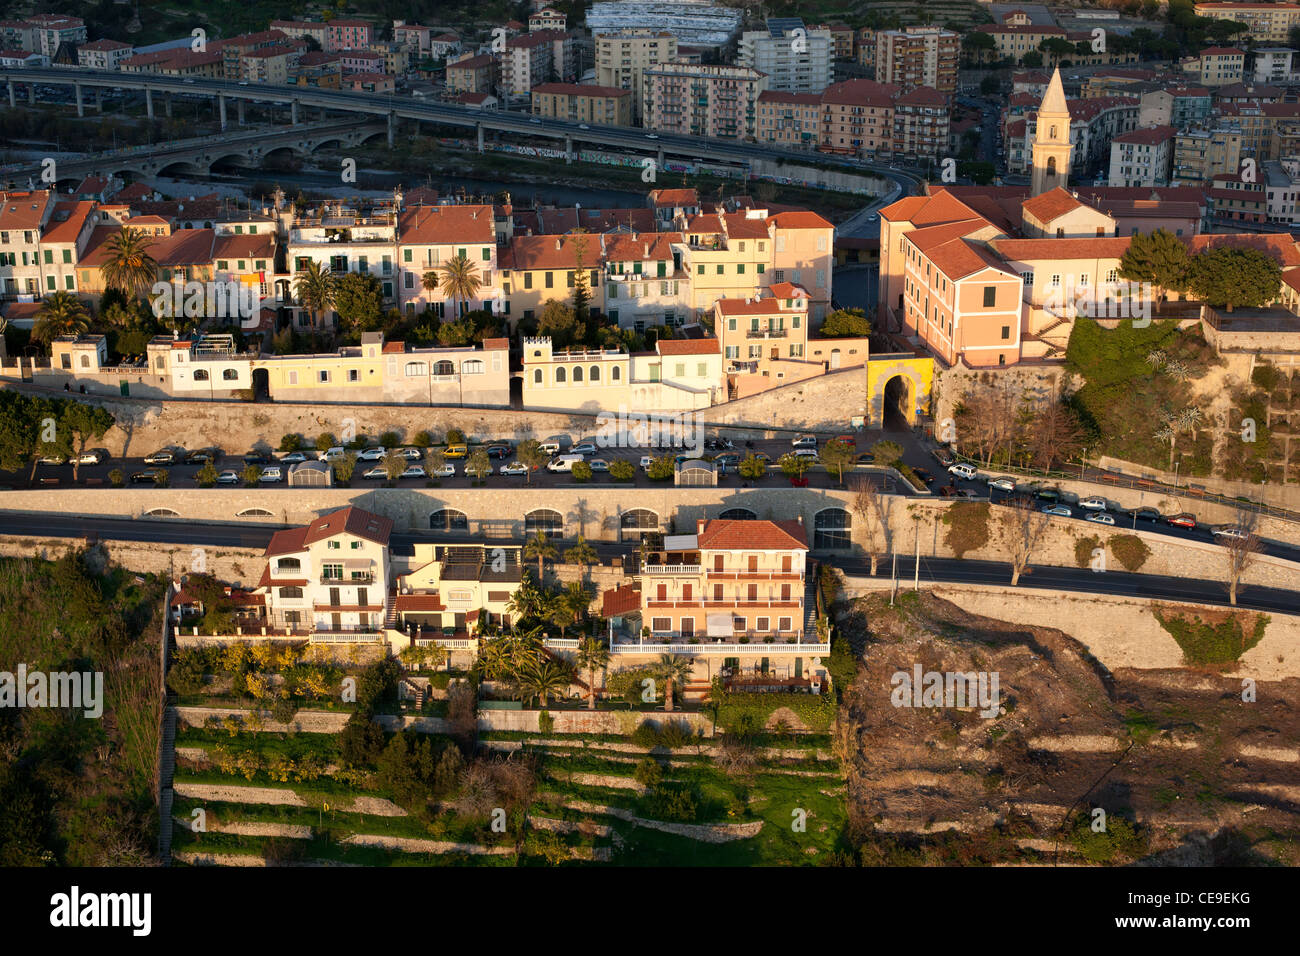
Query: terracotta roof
xmin=303 ymin=506 xmax=393 ymax=546
xmin=767 ymin=210 xmax=833 ymax=230
xmin=1113 ymin=124 xmax=1176 ymax=146
xmin=214 ymin=233 xmax=274 ymax=259
xmin=767 ymin=281 xmax=809 ymax=299
xmin=481 ymin=337 xmax=510 ymax=350
xmin=649 ymin=188 xmax=698 ymax=207
xmin=500 ymin=234 xmax=590 ymax=270
xmin=604 ymin=232 xmax=680 ymax=261
xmin=382 ymin=340 xmax=406 ymax=353
xmin=448 ymin=54 xmax=494 ymax=70
xmin=77 ymin=224 xmax=123 ymax=269
xmin=41 ymin=201 xmax=95 ymax=244
xmin=395 ymin=593 xmax=446 ymax=612
xmin=907 ymin=219 xmax=990 ymax=255
xmin=657 ymin=337 xmax=720 ymax=355
xmin=0 ymin=190 xmax=52 ymax=230
xmin=1021 ymin=187 xmax=1088 ymax=223
xmin=263 ymin=527 xmax=309 ymax=557
xmin=821 ymin=78 xmax=898 ymax=108
xmin=398 ymin=204 xmax=495 ymax=244
xmin=1185 ymin=232 xmax=1300 ymax=266
xmin=1199 ymin=47 xmax=1244 ymax=56
xmin=723 ymin=213 xmax=770 ymax=239
xmin=715 ymin=295 xmax=801 ymax=316
xmin=758 ymin=89 xmax=822 ymax=105
xmin=151 ymin=229 xmax=216 ymax=267
xmin=79 ymin=38 xmax=132 ymax=51
xmin=896 ymin=86 xmax=946 ymax=107
xmin=991 ymin=237 xmax=1134 ymax=261
xmin=697 ymin=519 xmax=808 ymax=551
xmin=880 ymin=196 xmax=928 ymax=222
xmin=601 ymin=582 xmax=641 ymax=617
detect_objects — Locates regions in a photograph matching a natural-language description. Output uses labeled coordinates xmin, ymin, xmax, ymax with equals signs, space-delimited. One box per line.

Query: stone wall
xmin=932 ymin=362 xmax=1072 ymax=425
xmin=0 ymin=534 xmax=264 ymax=587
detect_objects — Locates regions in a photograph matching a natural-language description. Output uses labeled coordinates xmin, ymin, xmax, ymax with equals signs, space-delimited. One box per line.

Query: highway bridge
xmin=0 ymin=66 xmax=921 ymax=194
xmin=0 ymin=118 xmax=387 ymax=186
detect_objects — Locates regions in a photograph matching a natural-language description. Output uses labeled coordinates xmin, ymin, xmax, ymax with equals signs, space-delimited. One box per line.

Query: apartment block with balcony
xmin=396 ymin=203 xmax=500 ymax=316
xmin=530 ymin=82 xmax=632 ymax=125
xmin=1108 ymin=125 xmax=1176 ymax=188
xmin=446 ymin=53 xmax=496 ymax=93
xmin=258 ymin=507 xmax=393 ymax=637
xmin=594 ymin=29 xmax=677 ymax=121
xmin=1180 ymin=46 xmax=1245 ymax=86
xmin=1193 ymin=3 xmax=1300 ymax=44
xmin=755 ymin=90 xmax=823 ymax=150
xmin=737 ymin=18 xmax=833 ymax=93
xmin=286 ymin=199 xmax=400 ymax=323
xmin=642 ymin=62 xmax=768 ymax=140
xmin=0 ymin=190 xmax=57 ymax=302
xmin=714 ymin=282 xmax=812 ymax=394
xmin=1173 ymin=124 xmax=1244 ymax=185
xmin=603 ymin=232 xmax=690 ymax=329
xmin=394 ymin=543 xmax=525 ymax=642
xmin=77 ymin=38 xmax=133 ymax=70
xmin=874 ymin=26 xmax=959 ymax=95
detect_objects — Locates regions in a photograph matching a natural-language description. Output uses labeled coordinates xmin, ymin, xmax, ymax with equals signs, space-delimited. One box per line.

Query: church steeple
xmin=1031 ymin=67 xmax=1072 ymax=197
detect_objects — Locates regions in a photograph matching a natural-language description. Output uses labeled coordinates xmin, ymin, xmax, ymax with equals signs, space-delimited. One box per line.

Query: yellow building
xmin=1193 ymin=3 xmax=1300 ymax=43
xmin=530 ymin=82 xmax=632 ymax=126
xmin=499 ymin=234 xmax=605 ymax=322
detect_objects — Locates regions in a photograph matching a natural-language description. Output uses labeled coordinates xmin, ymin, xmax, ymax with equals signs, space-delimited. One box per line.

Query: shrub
xmin=646 ymin=456 xmax=675 ymax=481
xmin=446 ymin=428 xmax=466 ymax=444
xmin=167 ymin=649 xmax=207 ymax=696
xmin=644 ymin=783 xmax=699 ymax=822
xmin=315 ymin=432 xmax=337 ymax=452
xmin=270 ymin=695 xmax=299 ymax=725
xmin=339 ymin=712 xmax=386 ymax=767
xmin=571 ymin=460 xmax=593 ymax=482
xmin=1109 ymin=534 xmax=1151 ymax=572
xmin=609 ymin=459 xmax=635 ymax=481
xmin=241 ymin=465 xmax=262 ymax=486
xmin=538 ymin=710 xmax=555 ymax=734
xmin=153 ymin=468 xmax=170 ymax=488
xmin=633 ymin=757 xmax=663 ymax=788
xmin=108 ymin=468 xmax=124 ymax=487
xmin=196 ymin=462 xmax=218 ymax=488
xmin=379 ymin=430 xmax=401 ymax=448
xmin=657 ymin=719 xmax=694 ymax=749
xmin=412 ymin=430 xmax=435 ymax=448
xmin=1153 ymin=609 xmax=1268 ymax=670
xmin=1074 ymin=535 xmax=1101 ymax=569
xmin=631 ymin=722 xmax=661 ymax=750
xmin=279 ymin=433 xmax=302 ymax=452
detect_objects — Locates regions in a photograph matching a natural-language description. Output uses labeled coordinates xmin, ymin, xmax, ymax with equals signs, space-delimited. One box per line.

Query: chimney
xmin=796 ymin=514 xmax=803 ymax=525
xmin=555 ymin=238 xmax=561 ymax=250
xmin=697 ymin=518 xmax=705 ymax=534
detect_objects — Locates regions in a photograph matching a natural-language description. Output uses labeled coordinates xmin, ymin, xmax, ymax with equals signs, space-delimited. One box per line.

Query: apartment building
xmin=856 ymin=27 xmax=876 ymax=72
xmin=270 ymin=20 xmax=330 ymax=49
xmin=259 ymin=507 xmax=393 ymax=635
xmin=818 ymin=79 xmax=901 ymax=158
xmin=1137 ymin=85 xmax=1212 ymax=128
xmin=216 ymin=29 xmax=292 ymax=80
xmin=530 ymin=82 xmax=632 ymax=126
xmin=36 ymin=200 xmax=99 ymax=296
xmin=341 ymin=50 xmax=384 ymax=74
xmin=446 ymin=53 xmax=496 ymax=93
xmin=521 ymin=335 xmax=722 ymax=413
xmin=594 ymin=29 xmax=677 ymax=121
xmin=974 ymin=23 xmax=1140 ymax=67
xmin=737 ymin=18 xmax=833 ymax=94
xmin=286 ymin=199 xmax=400 ymax=323
xmin=755 ymin=90 xmax=823 ymax=149
xmin=240 ymin=44 xmax=305 ymax=85
xmin=1210 ymin=173 xmax=1268 ymax=223
xmin=714 ymin=282 xmax=811 ymax=376
xmin=0 ymin=49 xmax=46 ymax=68
xmin=77 ymin=38 xmax=133 ymax=70
xmin=603 ymin=232 xmax=690 ymax=329
xmin=1193 ymin=3 xmax=1300 ymax=43
xmin=1217 ymin=100 xmax=1300 ymax=161
xmin=529 ymin=8 xmax=567 ymax=31
xmin=812 ymin=23 xmax=855 ymax=60
xmin=289 ymin=51 xmax=344 ymax=88
xmin=639 ymin=518 xmax=809 ymax=644
xmin=394 ymin=543 xmax=525 ymax=638
xmin=24 ymin=13 xmax=85 ymax=58
xmin=874 ymin=26 xmax=959 ymax=96
xmin=327 ymin=19 xmax=373 ymax=53
xmin=498 ymin=234 xmax=605 ymax=321
xmin=1181 ymin=46 xmax=1245 ymax=86
xmin=1254 ymin=47 xmax=1299 ymax=83
xmin=1108 ymin=125 xmax=1177 ymax=188
xmin=501 ymin=31 xmax=557 ymax=98
xmin=1265 ymin=158 xmax=1300 ymax=225
xmin=1173 ymin=124 xmax=1245 ymax=185
xmin=893 ymin=86 xmax=951 ymax=160
xmin=642 ymin=63 xmax=768 ymax=140
xmin=0 ymin=190 xmax=56 ymax=301
xmin=396 ymin=203 xmax=499 ymax=316
xmin=119 ymin=49 xmax=223 ymax=78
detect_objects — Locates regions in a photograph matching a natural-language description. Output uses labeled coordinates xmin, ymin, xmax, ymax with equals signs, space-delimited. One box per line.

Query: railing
xmin=310 ymin=631 xmax=384 ymax=643
xmin=543 ymin=638 xmax=579 ymax=650
xmin=612 ymin=640 xmax=829 ymax=655
xmin=320 ymin=573 xmax=374 ymax=584
xmin=746 ymin=328 xmax=788 ymax=338
xmin=641 ymin=564 xmax=700 ymax=575
xmin=414 ymin=637 xmax=475 ymax=649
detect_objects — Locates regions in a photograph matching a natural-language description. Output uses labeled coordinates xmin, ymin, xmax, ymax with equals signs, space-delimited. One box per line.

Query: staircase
xmin=158 ymin=707 xmax=176 ymax=864
xmin=384 ymin=589 xmax=398 ymax=630
xmin=803 ymin=561 xmax=820 ymax=636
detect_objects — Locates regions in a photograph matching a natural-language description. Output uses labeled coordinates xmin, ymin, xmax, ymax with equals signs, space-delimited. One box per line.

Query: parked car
xmin=37 ymin=453 xmax=67 ymax=465
xmin=539 ymin=440 xmax=563 ymax=455
xmin=486 ymin=443 xmax=513 ymax=459
xmin=704 ymin=437 xmax=733 ymax=452
xmin=639 ymin=455 xmax=654 ymax=470
xmin=1085 ymin=511 xmax=1116 ymax=525
xmin=1078 ymin=496 xmax=1107 ymax=510
xmin=443 ymin=443 xmax=468 ymax=459
xmin=356 ymin=446 xmax=387 ymax=462
xmin=501 ymin=461 xmax=530 ymax=477
xmin=571 ymin=441 xmax=598 ymax=456
xmin=912 ymin=467 xmax=934 ymax=485
xmin=1212 ymin=526 xmax=1249 ymax=540
xmin=1165 ymin=513 xmax=1197 ymax=529
xmin=792 ymin=435 xmax=818 ymax=448
xmin=948 ymin=462 xmax=978 ymax=481
xmin=1034 ymin=487 xmax=1062 ymax=502
xmin=856 ymin=453 xmax=875 ymax=465
xmin=215 ymin=470 xmax=239 ymax=485
xmin=955 ymin=489 xmax=979 ymax=501
xmin=932 ymin=448 xmax=956 ymax=467
xmin=833 ymin=434 xmax=856 ymax=446
xmin=242 ymin=451 xmax=272 ymax=466
xmin=362 ymin=466 xmax=387 ymax=480
xmin=77 ymin=449 xmax=108 ymax=465
xmin=280 ymin=452 xmax=308 ymax=464
xmin=987 ymin=476 xmax=1016 ymax=492
xmin=319 ymin=446 xmax=346 ymax=462
xmin=185 ymin=448 xmax=218 ymax=465
xmin=144 ymin=449 xmax=178 ymax=465
xmin=401 ymin=465 xmax=428 ymax=480
xmin=1129 ymin=507 xmax=1162 ymax=523
xmin=548 ymin=454 xmax=585 ymax=473
xmin=1042 ymin=505 xmax=1072 ymax=517
xmin=130 ymin=469 xmax=163 ymax=483
xmin=753 ymin=452 xmax=772 ymax=465
xmin=792 ymin=448 xmax=819 ymax=461
xmin=713 ymin=453 xmax=740 ymax=469
xmin=397 ymin=447 xmax=422 ymax=460
xmin=259 ymin=467 xmax=283 ymax=483
xmin=429 ymin=463 xmax=456 ymax=478
xmin=588 ymin=458 xmax=609 ymax=472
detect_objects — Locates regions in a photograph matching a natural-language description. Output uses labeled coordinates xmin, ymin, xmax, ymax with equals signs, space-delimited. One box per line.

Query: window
xmin=433 ymin=360 xmax=454 ymax=376
xmin=757 ymin=616 xmax=770 ymax=631
xmin=533 ymin=369 xmax=542 ymax=384
xmin=319 ymin=371 xmax=330 ymax=383
xmin=430 ymin=509 xmax=468 ymax=532
xmin=611 ymin=366 xmax=621 ymax=381
xmin=1001 ymin=325 xmax=1010 ymax=340
xmin=462 ymin=359 xmax=484 ymax=375
xmin=573 ymin=366 xmax=584 ymax=382
xmin=277 ymin=558 xmax=301 ymax=574
xmin=983 ymin=286 xmax=996 ymax=308
xmin=652 ymin=617 xmax=671 ymax=633
xmin=813 ymin=508 xmax=851 ymax=550
xmin=279 ymin=586 xmax=303 ymax=599
xmin=590 ymin=365 xmax=600 ymax=381
xmin=222 ymin=369 xmax=238 ymax=381
xmin=193 ymin=369 xmax=209 ymax=381
xmin=525 ymin=509 xmax=563 ymax=537
xmin=778 ymin=617 xmax=792 ymax=631
xmin=555 ymin=367 xmax=566 ymax=383
xmin=405 ymin=361 xmax=427 ymax=377
xmin=348 ymin=369 xmax=359 ymax=382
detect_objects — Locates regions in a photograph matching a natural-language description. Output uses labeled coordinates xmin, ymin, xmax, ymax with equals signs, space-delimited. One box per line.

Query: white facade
xmin=737 ymin=21 xmax=833 ymax=93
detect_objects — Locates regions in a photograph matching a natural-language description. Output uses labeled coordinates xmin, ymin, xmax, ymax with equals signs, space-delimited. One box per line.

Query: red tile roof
xmin=398 ymin=204 xmax=495 ymax=244
xmin=395 ymin=593 xmax=446 ymax=612
xmin=601 ymin=582 xmax=641 ymax=617
xmin=303 ymin=506 xmax=393 ymax=546
xmin=1021 ymin=187 xmax=1088 ymax=223
xmin=698 ymin=519 xmax=808 ymax=551
xmin=649 ymin=188 xmax=698 ymax=207
xmin=1113 ymin=124 xmax=1176 ymax=146
xmin=991 ymin=237 xmax=1134 ymax=261
xmin=657 ymin=337 xmax=720 ymax=355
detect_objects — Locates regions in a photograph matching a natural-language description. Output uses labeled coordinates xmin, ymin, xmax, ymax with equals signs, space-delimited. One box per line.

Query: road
xmin=2 ymin=511 xmax=1293 ymax=615
xmin=0 ymin=66 xmax=922 ymax=196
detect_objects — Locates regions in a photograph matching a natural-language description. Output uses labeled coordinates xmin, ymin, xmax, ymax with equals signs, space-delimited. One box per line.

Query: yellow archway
xmin=865 ymin=355 xmax=934 ymax=428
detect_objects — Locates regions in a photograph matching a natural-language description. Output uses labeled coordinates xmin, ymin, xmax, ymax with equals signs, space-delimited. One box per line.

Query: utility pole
xmin=889 ymin=542 xmax=898 ymax=606
xmin=913 ymin=518 xmax=920 ymax=592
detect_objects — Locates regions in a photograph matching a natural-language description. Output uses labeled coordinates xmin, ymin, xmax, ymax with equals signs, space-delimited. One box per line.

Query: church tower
xmin=1031 ymin=67 xmax=1072 ymax=196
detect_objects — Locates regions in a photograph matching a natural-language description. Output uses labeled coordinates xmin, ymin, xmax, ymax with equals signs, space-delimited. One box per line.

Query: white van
xmin=948 ymin=462 xmax=978 ymax=481
xmin=319 ymin=446 xmax=347 ymax=462
xmin=539 ymin=440 xmax=562 ymax=456
xmin=547 ymin=454 xmax=584 ymax=473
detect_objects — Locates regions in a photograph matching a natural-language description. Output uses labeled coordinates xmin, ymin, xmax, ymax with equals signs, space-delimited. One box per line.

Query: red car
xmin=833 ymin=435 xmax=856 ymax=446
xmin=1165 ymin=513 xmax=1197 ymax=529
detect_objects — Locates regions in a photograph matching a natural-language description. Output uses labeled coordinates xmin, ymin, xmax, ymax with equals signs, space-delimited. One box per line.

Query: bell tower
xmin=1031 ymin=67 xmax=1073 ymax=196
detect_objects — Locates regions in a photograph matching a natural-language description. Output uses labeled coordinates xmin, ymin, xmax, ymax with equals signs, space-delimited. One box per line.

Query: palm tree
xmin=294 ymin=260 xmax=337 ymax=331
xmin=576 ymin=636 xmax=609 ymax=711
xmin=657 ymin=654 xmax=692 ymax=714
xmin=524 ymin=530 xmax=556 ymax=583
xmin=440 ymin=253 xmax=482 ymax=316
xmin=31 ymin=291 xmax=90 ymax=344
xmin=506 ymin=573 xmax=553 ymax=627
xmin=563 ymin=534 xmax=598 ymax=582
xmin=563 ymin=579 xmax=591 ymax=633
xmin=421 ymin=269 xmax=440 ymax=307
xmin=516 ymin=656 xmax=573 ymax=708
xmin=101 ymin=228 xmax=158 ymax=301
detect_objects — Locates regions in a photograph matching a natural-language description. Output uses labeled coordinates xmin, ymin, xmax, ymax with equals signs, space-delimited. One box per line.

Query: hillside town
xmin=0 ymin=0 xmax=1298 ymax=892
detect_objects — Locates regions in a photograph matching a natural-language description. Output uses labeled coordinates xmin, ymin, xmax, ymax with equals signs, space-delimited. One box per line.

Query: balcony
xmin=611 ymin=636 xmax=828 ymax=655
xmin=746 ymin=327 xmax=788 ymax=338
xmin=320 ymin=572 xmax=374 ymax=584
xmin=641 ymin=563 xmax=700 ymax=575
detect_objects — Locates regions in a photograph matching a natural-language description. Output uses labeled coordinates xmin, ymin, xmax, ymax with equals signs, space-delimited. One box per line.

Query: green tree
xmin=819 ymin=307 xmax=871 ymax=337
xmin=739 ymin=454 xmax=767 ymax=480
xmin=525 ymin=530 xmax=557 ymax=582
xmin=153 ymin=468 xmax=170 ymax=488
xmin=1118 ymin=228 xmax=1191 ymax=307
xmin=279 ymin=433 xmax=302 ymax=452
xmin=570 ymin=460 xmax=593 ymax=482
xmin=196 ymin=461 xmax=218 ymax=487
xmin=315 ymin=432 xmax=337 ymax=453
xmin=1189 ymin=247 xmax=1282 ymax=312
xmin=440 ymin=253 xmax=482 ymax=316
xmin=571 ymin=232 xmax=591 ymax=326
xmin=101 ymin=228 xmax=158 ymax=301
xmin=516 ymin=656 xmax=573 ymax=708
xmin=424 ymin=446 xmax=445 ymax=479
xmin=537 ymin=299 xmax=579 ymax=346
xmin=517 ymin=439 xmax=548 ymax=485
xmin=646 ymin=456 xmax=675 ymax=481
xmin=381 ymin=448 xmax=406 ymax=483
xmin=412 ymin=430 xmax=435 ymax=448
xmin=58 ymin=401 xmax=115 ymax=482
xmin=820 ymin=438 xmax=856 ymax=485
xmin=778 ymin=453 xmax=812 ymax=481
xmin=609 ymin=458 xmax=635 ymax=481
xmin=576 ymin=636 xmax=609 ymax=710
xmin=294 ymin=260 xmax=337 ymax=330
xmin=241 ymin=464 xmax=262 ymax=486
xmin=871 ymin=440 xmax=904 ymax=467
xmin=32 ymin=291 xmax=90 ymax=345
xmin=332 ymin=272 xmax=384 ymax=333
xmin=334 ymin=451 xmax=358 ymax=484
xmin=657 ymin=654 xmax=692 ymax=713
xmin=465 ymin=448 xmax=491 ymax=483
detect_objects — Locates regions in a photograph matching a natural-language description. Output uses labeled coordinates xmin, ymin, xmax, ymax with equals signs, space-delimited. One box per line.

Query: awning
xmin=706 ymin=613 xmax=734 ymax=638
xmin=664 ymin=534 xmax=698 ymax=551
xmin=344 ymin=559 xmax=372 ymax=569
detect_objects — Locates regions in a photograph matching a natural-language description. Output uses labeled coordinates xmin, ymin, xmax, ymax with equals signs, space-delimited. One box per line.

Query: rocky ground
xmin=833 ymin=591 xmax=1300 ymax=866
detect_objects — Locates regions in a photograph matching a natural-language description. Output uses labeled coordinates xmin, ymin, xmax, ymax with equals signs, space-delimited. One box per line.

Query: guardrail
xmin=612 ymin=641 xmax=829 ymax=655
